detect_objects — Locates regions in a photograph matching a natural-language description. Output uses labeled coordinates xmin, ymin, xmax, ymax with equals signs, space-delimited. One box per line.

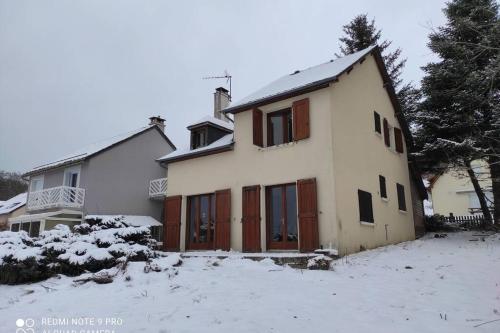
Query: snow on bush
xmin=0 ymin=216 xmax=159 ymax=285
xmin=307 ymin=254 xmax=333 ymax=270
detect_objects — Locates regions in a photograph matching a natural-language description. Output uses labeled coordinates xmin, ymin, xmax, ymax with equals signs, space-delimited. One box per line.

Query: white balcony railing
xmin=27 ymin=186 xmax=85 ymax=211
xmin=149 ymin=178 xmax=167 ymax=198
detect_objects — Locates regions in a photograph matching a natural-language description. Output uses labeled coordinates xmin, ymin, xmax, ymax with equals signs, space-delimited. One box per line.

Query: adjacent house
xmin=10 ymin=117 xmax=176 ymax=239
xmin=427 ymin=160 xmax=492 ymax=216
xmin=0 ymin=193 xmax=27 ymax=231
xmin=158 ymin=45 xmax=427 ymax=255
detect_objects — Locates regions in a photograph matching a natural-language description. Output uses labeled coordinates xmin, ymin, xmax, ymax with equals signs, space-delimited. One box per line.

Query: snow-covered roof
xmin=26 ymin=125 xmax=169 ymax=175
xmin=225 ymin=45 xmax=377 ymax=113
xmin=188 ymin=116 xmax=233 ymax=131
xmin=0 ymin=193 xmax=27 ymax=215
xmin=9 ymin=209 xmax=82 ymax=223
xmin=157 ymin=133 xmax=233 ymax=162
xmin=85 ymin=215 xmax=162 ymax=227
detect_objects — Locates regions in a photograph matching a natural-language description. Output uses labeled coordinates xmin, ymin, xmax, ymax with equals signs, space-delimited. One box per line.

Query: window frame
xmin=266 ymin=108 xmax=293 ymax=147
xmin=358 ymin=189 xmax=374 ymax=223
xmin=397 ymin=183 xmax=407 ymax=212
xmin=63 ymin=165 xmax=81 ymax=188
xmin=265 ymin=182 xmax=298 ymax=250
xmin=30 ymin=175 xmax=44 ymax=192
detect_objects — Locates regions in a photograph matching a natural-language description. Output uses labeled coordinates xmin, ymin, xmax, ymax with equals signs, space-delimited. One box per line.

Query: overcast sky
xmin=0 ymin=0 xmax=448 ymax=173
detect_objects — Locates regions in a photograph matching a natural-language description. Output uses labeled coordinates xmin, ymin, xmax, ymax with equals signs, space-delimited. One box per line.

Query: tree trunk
xmin=489 ymin=157 xmax=500 ymax=225
xmin=466 ymin=160 xmax=493 ymax=225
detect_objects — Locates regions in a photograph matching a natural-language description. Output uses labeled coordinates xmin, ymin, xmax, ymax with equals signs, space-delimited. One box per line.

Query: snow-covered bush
xmin=307 ymin=255 xmax=333 ymax=270
xmin=0 ymin=216 xmax=158 ymax=284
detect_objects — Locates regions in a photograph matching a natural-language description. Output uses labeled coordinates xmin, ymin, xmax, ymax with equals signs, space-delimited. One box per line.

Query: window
xmin=267 ymin=109 xmax=293 ymax=146
xmin=63 ymin=166 xmax=80 ymax=188
xmin=191 ymin=128 xmax=207 ymax=149
xmin=30 ymin=222 xmax=40 ymax=237
xmin=358 ymin=190 xmax=374 ymax=223
xmin=397 ymin=183 xmax=406 ymax=211
xmin=383 ymin=118 xmax=390 ymax=147
xmin=187 ymin=193 xmax=216 ymax=250
xmin=468 ymin=191 xmax=493 ymax=209
xmin=30 ymin=176 xmax=44 ymax=192
xmin=379 ymin=175 xmax=387 ymax=199
xmin=11 ymin=223 xmax=20 ymax=232
xmin=150 ymin=226 xmax=163 ymax=243
xmin=374 ymin=111 xmax=381 ymax=134
xmin=266 ymin=183 xmax=298 ymax=249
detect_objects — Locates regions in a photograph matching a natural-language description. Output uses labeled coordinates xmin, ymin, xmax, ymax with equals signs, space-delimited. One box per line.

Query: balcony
xmin=27 ymin=186 xmax=85 ymax=211
xmin=149 ymin=177 xmax=167 ymax=199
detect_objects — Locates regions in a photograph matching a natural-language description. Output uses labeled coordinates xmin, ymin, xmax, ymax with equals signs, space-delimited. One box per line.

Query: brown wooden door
xmin=297 ymin=178 xmax=319 ymax=252
xmin=242 ymin=185 xmax=261 ymax=252
xmin=163 ymin=195 xmax=182 ymax=251
xmin=214 ymin=189 xmax=231 ymax=250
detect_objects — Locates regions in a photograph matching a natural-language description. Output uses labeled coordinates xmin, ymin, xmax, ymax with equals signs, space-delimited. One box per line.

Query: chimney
xmin=149 ymin=116 xmax=166 ymax=132
xmin=213 ymin=87 xmax=230 ymax=121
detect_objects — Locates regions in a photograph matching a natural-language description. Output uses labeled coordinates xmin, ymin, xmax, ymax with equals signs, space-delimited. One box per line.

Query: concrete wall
xmin=83 ymin=127 xmax=174 ymax=220
xmin=329 ymin=55 xmax=415 ymax=254
xmin=431 ymin=161 xmax=491 ymax=216
xmin=166 ymin=87 xmax=337 ymax=252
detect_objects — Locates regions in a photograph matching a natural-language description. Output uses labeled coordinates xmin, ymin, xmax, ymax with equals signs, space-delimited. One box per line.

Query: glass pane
xmin=189 ymin=198 xmax=197 ymax=242
xmin=30 ymin=221 xmax=40 ymax=238
xmin=210 ymin=194 xmax=215 ymax=242
xmin=270 ymin=115 xmax=284 ymax=145
xmin=11 ymin=223 xmax=20 ymax=232
xmin=286 ymin=112 xmax=293 ymax=143
xmin=21 ymin=223 xmax=30 ymax=233
xmin=286 ymin=185 xmax=298 ymax=241
xmin=270 ymin=187 xmax=283 ymax=241
xmin=199 ymin=195 xmax=209 ymax=243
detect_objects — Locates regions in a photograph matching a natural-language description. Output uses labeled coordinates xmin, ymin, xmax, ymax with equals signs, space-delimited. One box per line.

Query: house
xmin=158 ymin=45 xmax=427 ymax=255
xmin=0 ymin=193 xmax=27 ymax=231
xmin=427 ymin=160 xmax=492 ymax=216
xmin=10 ymin=117 xmax=176 ymax=239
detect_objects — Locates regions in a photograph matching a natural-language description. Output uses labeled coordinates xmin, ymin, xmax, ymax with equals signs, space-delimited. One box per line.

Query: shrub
xmin=0 ymin=216 xmax=157 ymax=284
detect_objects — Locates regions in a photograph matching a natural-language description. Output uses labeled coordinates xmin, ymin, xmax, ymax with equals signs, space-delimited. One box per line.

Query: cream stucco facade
xmin=430 ymin=160 xmax=492 ymax=216
xmin=166 ymin=54 xmax=417 ymax=255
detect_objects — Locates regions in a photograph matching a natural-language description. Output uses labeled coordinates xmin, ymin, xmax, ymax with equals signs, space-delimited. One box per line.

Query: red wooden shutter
xmin=383 ymin=118 xmax=390 ymax=147
xmin=242 ymin=185 xmax=261 ymax=252
xmin=163 ymin=195 xmax=182 ymax=251
xmin=252 ymin=109 xmax=263 ymax=147
xmin=394 ymin=127 xmax=404 ymax=153
xmin=214 ymin=189 xmax=231 ymax=250
xmin=297 ymin=178 xmax=319 ymax=252
xmin=292 ymin=98 xmax=310 ymax=140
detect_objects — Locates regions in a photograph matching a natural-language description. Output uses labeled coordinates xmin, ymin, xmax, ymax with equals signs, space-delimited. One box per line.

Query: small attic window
xmin=191 ymin=128 xmax=207 ymax=150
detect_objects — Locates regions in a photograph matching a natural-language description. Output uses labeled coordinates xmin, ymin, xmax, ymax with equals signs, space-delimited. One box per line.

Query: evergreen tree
xmin=414 ymin=0 xmax=499 ymax=224
xmin=336 ymin=14 xmax=417 ymax=124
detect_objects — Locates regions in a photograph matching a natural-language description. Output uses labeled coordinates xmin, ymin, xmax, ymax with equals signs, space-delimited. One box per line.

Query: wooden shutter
xmin=214 ymin=189 xmax=231 ymax=250
xmin=383 ymin=118 xmax=390 ymax=147
xmin=252 ymin=109 xmax=263 ymax=147
xmin=394 ymin=127 xmax=404 ymax=153
xmin=163 ymin=195 xmax=182 ymax=251
xmin=292 ymin=98 xmax=310 ymax=141
xmin=242 ymin=185 xmax=261 ymax=252
xmin=297 ymin=178 xmax=319 ymax=252
xmin=374 ymin=111 xmax=381 ymax=134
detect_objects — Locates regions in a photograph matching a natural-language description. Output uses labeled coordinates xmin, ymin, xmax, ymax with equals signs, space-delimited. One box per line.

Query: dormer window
xmin=191 ymin=128 xmax=208 ymax=149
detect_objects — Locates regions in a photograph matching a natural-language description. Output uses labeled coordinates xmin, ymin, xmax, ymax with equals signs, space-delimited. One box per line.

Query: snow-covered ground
xmin=1 ymin=232 xmax=499 ymax=333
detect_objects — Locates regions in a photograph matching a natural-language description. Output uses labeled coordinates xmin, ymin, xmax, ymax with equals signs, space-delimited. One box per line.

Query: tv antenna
xmin=203 ymin=70 xmax=232 ymax=101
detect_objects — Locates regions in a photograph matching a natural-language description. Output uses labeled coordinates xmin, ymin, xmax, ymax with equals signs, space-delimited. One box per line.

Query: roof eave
xmin=158 ymin=143 xmax=234 ymax=164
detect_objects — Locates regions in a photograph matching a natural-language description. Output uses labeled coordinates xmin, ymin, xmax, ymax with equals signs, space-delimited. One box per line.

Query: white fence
xmin=27 ymin=186 xmax=85 ymax=211
xmin=149 ymin=178 xmax=168 ymax=198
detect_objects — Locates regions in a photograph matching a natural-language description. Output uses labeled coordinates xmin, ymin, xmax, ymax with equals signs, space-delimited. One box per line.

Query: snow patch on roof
xmin=29 ymin=126 xmax=155 ymax=173
xmin=84 ymin=215 xmax=162 ymax=227
xmin=188 ymin=116 xmax=233 ymax=131
xmin=226 ymin=45 xmax=376 ymax=111
xmin=157 ymin=133 xmax=233 ymax=162
xmin=0 ymin=193 xmax=27 ymax=215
